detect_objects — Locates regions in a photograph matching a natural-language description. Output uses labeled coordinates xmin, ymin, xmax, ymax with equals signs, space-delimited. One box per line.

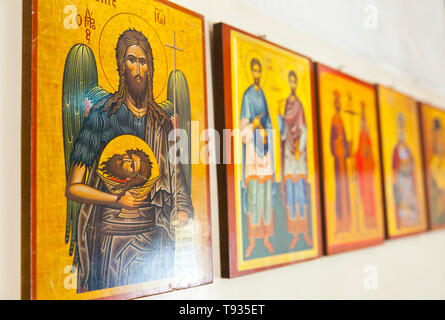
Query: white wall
xmin=0 ymin=0 xmax=23 ymax=300
xmin=244 ymin=0 xmax=445 ymax=97
xmin=0 ymin=0 xmax=444 ymax=300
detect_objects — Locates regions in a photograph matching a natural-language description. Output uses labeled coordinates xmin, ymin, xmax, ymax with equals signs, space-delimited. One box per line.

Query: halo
xmin=98 ymin=13 xmax=168 ymax=100
xmin=243 ymin=49 xmax=270 ymax=88
xmin=282 ymin=60 xmax=307 ymax=95
xmin=97 ymin=135 xmax=159 ymax=181
xmin=281 ymin=61 xmax=305 ymax=79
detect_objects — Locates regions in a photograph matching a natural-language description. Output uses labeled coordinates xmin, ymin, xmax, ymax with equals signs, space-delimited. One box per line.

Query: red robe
xmin=280 ymin=95 xmax=306 ymax=205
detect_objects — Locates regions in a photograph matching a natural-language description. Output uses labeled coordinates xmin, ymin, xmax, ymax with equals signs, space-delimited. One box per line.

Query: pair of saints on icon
xmin=240 ymin=58 xmax=312 ymax=258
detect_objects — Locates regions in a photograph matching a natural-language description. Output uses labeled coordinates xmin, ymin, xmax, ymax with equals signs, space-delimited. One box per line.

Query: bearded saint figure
xmin=392 ymin=113 xmax=418 ymax=228
xmin=330 ymin=90 xmax=352 ymax=233
xmin=355 ymin=102 xmax=377 ymax=229
xmin=100 ymin=148 xmax=153 ymax=196
xmin=63 ymin=29 xmax=193 ymax=292
xmin=279 ymin=70 xmax=312 ymax=249
xmin=429 ymin=118 xmax=445 ymax=226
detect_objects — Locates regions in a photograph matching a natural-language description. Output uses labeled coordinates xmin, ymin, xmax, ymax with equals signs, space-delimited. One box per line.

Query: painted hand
xmin=252 ymin=117 xmax=261 ymax=128
xmin=116 ymin=191 xmax=145 ymax=209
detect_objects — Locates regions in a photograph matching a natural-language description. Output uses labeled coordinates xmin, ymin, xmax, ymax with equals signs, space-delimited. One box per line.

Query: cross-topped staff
xmin=166 ymin=32 xmax=183 ymax=121
xmin=165 ymin=32 xmax=184 ymax=226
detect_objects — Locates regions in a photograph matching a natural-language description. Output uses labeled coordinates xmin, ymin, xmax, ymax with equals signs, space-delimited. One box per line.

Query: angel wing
xmin=159 ymin=70 xmax=192 ymax=192
xmin=62 ymin=44 xmax=109 ymax=269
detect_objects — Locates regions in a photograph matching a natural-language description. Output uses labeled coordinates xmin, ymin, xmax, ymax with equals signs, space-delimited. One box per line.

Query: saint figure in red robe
xmin=355 ymin=102 xmax=377 ymax=228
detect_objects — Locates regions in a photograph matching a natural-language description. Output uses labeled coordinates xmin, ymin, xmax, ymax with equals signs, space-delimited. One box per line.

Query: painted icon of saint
xmin=240 ymin=58 xmax=275 ymax=258
xmin=100 ymin=148 xmax=154 ymax=196
xmin=355 ymin=102 xmax=377 ymax=229
xmin=278 ymin=70 xmax=312 ymax=249
xmin=392 ymin=113 xmax=419 ymax=228
xmin=62 ymin=29 xmax=193 ymax=292
xmin=330 ymin=90 xmax=352 ymax=233
xmin=429 ymin=118 xmax=445 ymax=225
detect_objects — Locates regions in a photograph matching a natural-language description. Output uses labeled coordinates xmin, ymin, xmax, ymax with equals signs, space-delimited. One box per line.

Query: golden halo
xmin=98 ymin=13 xmax=168 ymax=100
xmin=282 ymin=61 xmax=308 ymax=98
xmin=97 ymin=135 xmax=159 ymax=182
xmin=281 ymin=61 xmax=305 ymax=80
xmin=243 ymin=49 xmax=270 ymax=88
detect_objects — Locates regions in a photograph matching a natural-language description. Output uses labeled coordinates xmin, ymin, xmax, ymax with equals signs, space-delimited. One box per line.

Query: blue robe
xmin=240 ymin=85 xmax=275 ymax=216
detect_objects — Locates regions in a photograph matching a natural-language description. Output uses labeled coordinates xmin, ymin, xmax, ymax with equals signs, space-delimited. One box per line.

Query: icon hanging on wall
xmin=376 ymin=85 xmax=428 ymax=238
xmin=419 ymin=102 xmax=445 ymax=230
xmin=315 ymin=64 xmax=386 ymax=254
xmin=213 ymin=23 xmax=323 ymax=277
xmin=22 ymin=0 xmax=212 ymax=300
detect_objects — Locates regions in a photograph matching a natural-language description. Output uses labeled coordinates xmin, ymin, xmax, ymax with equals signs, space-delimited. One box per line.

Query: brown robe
xmin=76 ymin=106 xmax=193 ymax=292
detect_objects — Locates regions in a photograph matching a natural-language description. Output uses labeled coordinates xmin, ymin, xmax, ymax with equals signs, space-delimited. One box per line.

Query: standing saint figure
xmin=279 ymin=70 xmax=312 ymax=249
xmin=428 ymin=118 xmax=445 ymax=225
xmin=240 ymin=58 xmax=275 ymax=258
xmin=355 ymin=102 xmax=377 ymax=229
xmin=330 ymin=90 xmax=352 ymax=233
xmin=392 ymin=113 xmax=419 ymax=228
xmin=65 ymin=30 xmax=193 ymax=292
